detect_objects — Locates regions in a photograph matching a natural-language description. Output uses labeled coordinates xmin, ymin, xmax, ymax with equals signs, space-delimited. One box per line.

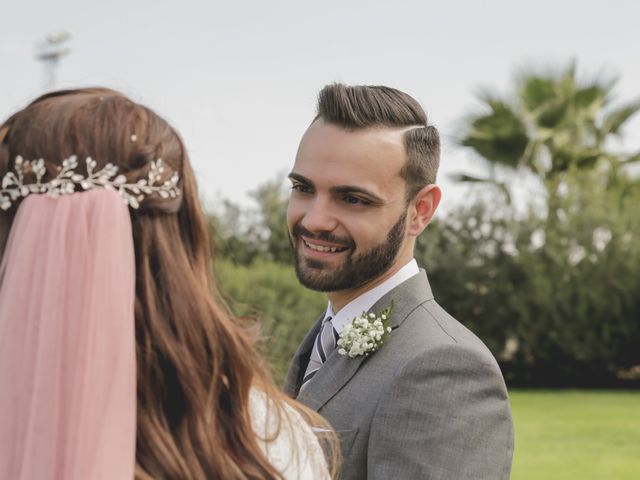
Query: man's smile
xmin=301 ymin=237 xmax=350 ymax=256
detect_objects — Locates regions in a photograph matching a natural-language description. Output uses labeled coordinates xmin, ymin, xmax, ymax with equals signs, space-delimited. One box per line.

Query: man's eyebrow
xmin=288 ymin=173 xmax=313 ymax=186
xmin=288 ymin=173 xmax=385 ymax=204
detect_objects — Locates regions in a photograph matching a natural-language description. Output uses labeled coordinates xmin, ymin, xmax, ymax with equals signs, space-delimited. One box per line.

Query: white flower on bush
xmin=337 ymin=303 xmax=393 ymax=358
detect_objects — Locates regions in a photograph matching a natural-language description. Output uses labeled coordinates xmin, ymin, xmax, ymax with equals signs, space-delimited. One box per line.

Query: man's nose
xmin=300 ymin=197 xmax=338 ymax=233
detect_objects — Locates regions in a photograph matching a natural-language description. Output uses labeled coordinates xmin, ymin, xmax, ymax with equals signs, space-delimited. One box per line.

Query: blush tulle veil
xmin=0 ymin=189 xmax=137 ymax=479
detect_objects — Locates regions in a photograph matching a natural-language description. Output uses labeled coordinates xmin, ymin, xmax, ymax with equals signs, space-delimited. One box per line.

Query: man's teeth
xmin=305 ymin=242 xmax=342 ymax=253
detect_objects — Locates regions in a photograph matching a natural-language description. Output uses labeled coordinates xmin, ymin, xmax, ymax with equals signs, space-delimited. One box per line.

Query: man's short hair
xmin=315 ymin=83 xmax=440 ymax=201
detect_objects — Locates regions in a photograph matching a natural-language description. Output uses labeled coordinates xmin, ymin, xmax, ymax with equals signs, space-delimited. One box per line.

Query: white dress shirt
xmin=324 ymin=259 xmax=420 ymax=333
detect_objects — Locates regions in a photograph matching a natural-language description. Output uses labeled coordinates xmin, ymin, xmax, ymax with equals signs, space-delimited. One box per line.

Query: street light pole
xmin=35 ymin=32 xmax=71 ymax=91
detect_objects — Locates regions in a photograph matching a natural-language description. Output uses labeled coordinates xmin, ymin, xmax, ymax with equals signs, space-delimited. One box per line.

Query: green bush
xmin=418 ymin=171 xmax=640 ymax=386
xmin=214 ymin=259 xmax=326 ymax=382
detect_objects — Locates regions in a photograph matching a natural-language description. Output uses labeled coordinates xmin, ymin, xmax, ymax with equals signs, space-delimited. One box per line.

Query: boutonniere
xmin=337 ymin=302 xmax=394 ymax=358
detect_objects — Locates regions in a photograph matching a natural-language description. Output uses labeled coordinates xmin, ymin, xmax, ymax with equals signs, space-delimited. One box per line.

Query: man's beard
xmin=290 ymin=211 xmax=407 ymax=292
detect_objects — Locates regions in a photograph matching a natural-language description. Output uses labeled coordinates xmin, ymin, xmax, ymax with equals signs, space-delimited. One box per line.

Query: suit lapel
xmin=283 ymin=313 xmax=324 ymax=397
xmin=294 ymin=270 xmax=434 ymax=411
xmin=296 ymin=347 xmax=366 ymax=411
xmin=370 ymin=269 xmax=433 ymax=329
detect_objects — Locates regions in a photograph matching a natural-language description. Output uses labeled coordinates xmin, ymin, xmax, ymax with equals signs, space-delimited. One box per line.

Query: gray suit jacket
xmin=284 ymin=270 xmax=514 ymax=479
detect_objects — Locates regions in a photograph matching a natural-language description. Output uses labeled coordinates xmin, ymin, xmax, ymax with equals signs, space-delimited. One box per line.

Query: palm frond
xmin=600 ymin=99 xmax=640 ymax=138
xmin=449 ymin=172 xmax=512 ymax=203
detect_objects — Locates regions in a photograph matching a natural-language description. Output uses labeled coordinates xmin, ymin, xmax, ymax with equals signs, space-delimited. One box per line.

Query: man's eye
xmin=343 ymin=195 xmax=368 ymax=205
xmin=291 ymin=184 xmax=312 ymax=194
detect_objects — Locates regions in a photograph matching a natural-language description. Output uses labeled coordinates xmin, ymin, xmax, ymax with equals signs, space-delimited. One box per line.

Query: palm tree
xmin=455 ymin=62 xmax=640 ymax=203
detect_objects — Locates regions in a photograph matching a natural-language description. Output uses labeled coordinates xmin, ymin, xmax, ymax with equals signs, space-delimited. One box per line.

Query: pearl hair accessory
xmin=1 ymin=155 xmax=180 ymax=210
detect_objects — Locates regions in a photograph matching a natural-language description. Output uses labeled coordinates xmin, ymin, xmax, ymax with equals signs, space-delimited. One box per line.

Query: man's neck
xmin=327 ymin=260 xmax=410 ymax=312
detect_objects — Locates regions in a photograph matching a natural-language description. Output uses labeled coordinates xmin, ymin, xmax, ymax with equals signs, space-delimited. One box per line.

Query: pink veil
xmin=0 ymin=189 xmax=137 ymax=479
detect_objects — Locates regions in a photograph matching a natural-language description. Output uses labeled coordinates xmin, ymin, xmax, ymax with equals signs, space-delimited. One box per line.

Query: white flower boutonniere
xmin=337 ymin=302 xmax=394 ymax=358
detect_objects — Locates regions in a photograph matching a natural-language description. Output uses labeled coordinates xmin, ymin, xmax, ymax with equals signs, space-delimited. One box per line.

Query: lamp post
xmin=35 ymin=32 xmax=71 ymax=91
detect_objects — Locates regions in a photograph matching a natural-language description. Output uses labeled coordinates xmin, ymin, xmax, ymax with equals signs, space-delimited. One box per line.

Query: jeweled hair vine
xmin=0 ymin=155 xmax=180 ymax=211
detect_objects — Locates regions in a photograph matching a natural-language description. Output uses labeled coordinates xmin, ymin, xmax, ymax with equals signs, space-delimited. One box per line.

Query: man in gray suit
xmin=284 ymin=84 xmax=514 ymax=479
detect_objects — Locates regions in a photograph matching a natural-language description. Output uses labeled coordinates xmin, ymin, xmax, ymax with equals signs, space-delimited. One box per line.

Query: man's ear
xmin=407 ymin=184 xmax=441 ymax=237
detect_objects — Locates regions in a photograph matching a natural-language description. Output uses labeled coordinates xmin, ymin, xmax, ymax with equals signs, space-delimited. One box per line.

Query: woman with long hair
xmin=0 ymin=88 xmax=336 ymax=479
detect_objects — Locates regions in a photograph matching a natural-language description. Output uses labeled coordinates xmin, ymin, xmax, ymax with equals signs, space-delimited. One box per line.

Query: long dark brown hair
xmin=0 ymin=88 xmax=336 ymax=479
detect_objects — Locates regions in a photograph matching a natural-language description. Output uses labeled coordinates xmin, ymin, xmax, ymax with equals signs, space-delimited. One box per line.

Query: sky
xmin=2 ymin=0 xmax=639 ymax=214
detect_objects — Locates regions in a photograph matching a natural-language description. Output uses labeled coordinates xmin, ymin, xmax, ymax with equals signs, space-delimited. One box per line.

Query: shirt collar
xmin=324 ymin=259 xmax=419 ymax=333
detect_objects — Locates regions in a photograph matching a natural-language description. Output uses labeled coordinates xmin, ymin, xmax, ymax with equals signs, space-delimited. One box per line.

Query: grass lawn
xmin=509 ymin=390 xmax=640 ymax=480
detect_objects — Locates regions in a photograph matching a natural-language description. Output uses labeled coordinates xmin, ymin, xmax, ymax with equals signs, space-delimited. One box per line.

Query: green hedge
xmin=214 ymin=259 xmax=326 ymax=382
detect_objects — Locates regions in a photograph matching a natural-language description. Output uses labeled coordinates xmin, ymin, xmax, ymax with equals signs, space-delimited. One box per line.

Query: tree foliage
xmin=209 ymin=176 xmax=292 ymax=265
xmin=417 ymin=173 xmax=640 ymax=386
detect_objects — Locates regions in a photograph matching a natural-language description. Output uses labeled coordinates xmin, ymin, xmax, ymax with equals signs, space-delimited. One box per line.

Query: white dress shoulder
xmin=250 ymin=389 xmax=330 ymax=480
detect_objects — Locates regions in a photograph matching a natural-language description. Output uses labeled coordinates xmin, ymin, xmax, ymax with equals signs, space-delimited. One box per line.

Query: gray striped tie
xmin=300 ymin=317 xmax=338 ymax=391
